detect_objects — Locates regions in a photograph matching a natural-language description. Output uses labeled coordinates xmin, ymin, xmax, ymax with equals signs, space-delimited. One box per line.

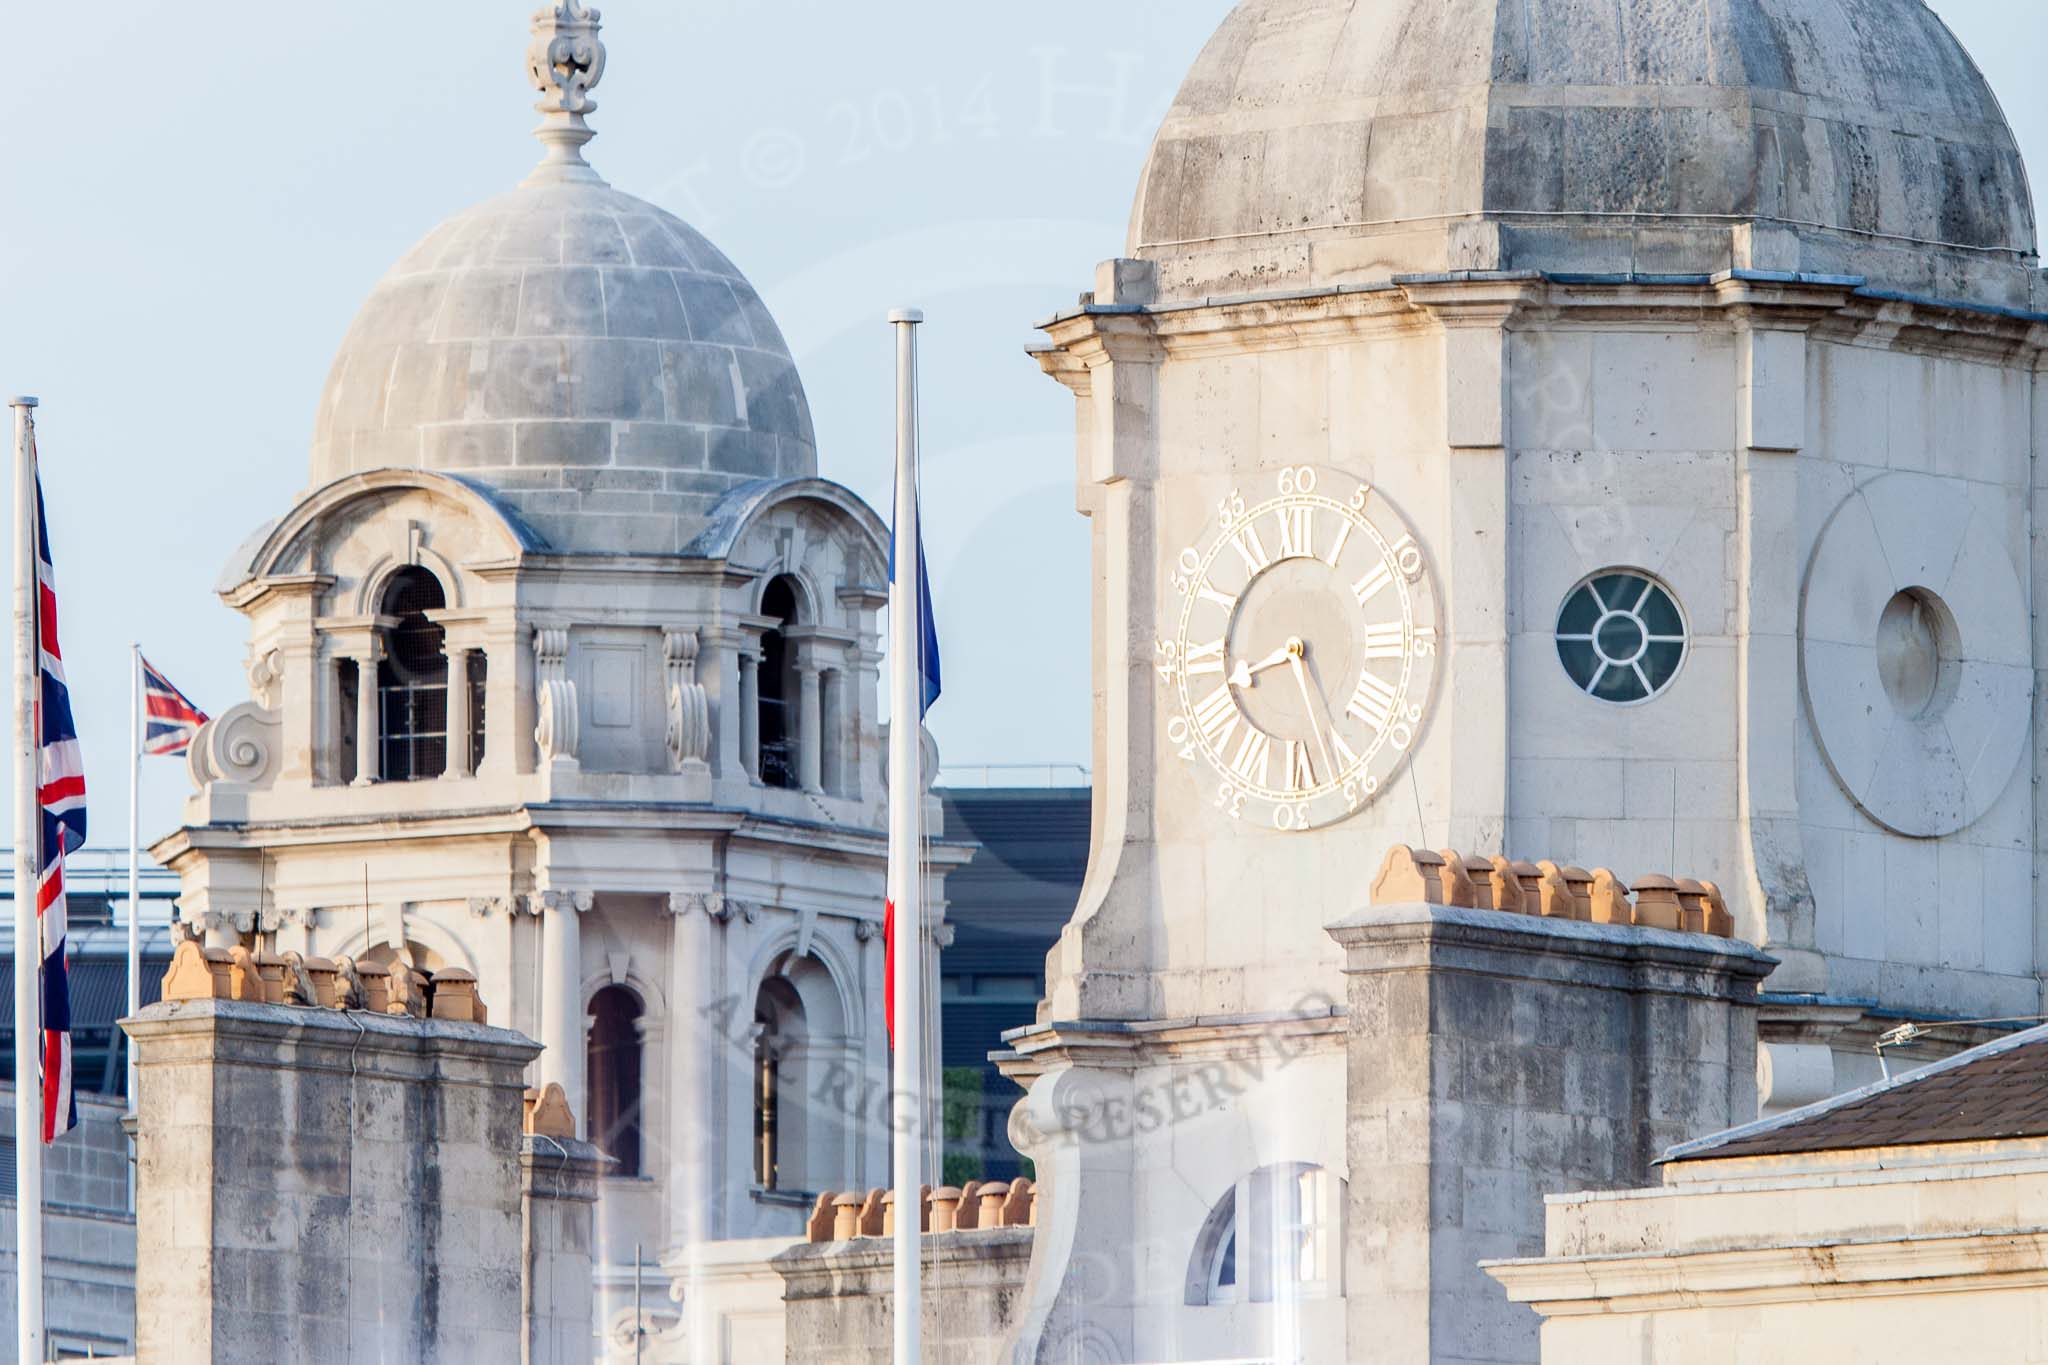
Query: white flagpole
xmin=11 ymin=395 xmax=44 ymax=1362
xmin=127 ymin=645 xmax=140 ymax=1131
xmin=887 ymin=309 xmax=925 ymax=1365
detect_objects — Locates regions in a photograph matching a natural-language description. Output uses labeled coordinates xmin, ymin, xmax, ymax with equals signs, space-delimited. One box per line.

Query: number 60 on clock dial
xmin=1156 ymin=465 xmax=1440 ymax=832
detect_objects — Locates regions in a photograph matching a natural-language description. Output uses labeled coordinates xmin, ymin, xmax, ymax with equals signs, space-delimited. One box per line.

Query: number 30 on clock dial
xmin=1157 ymin=465 xmax=1439 ymax=832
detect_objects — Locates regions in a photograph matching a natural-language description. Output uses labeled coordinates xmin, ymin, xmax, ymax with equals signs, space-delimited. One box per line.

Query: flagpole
xmin=887 ymin=309 xmax=924 ymax=1365
xmin=11 ymin=395 xmax=44 ymax=1362
xmin=127 ymin=645 xmax=140 ymax=1135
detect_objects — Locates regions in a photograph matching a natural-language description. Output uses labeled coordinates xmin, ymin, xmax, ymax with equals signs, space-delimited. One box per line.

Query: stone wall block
xmin=1328 ymin=901 xmax=1775 ymax=1365
xmin=122 ymin=999 xmax=547 ymax=1365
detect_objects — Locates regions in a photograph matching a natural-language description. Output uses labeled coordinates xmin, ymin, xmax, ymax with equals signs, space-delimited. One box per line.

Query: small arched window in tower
xmin=757 ymin=576 xmax=802 ymax=789
xmin=377 ymin=568 xmax=449 ymax=781
xmin=586 ymin=985 xmax=644 ymax=1178
xmin=753 ymin=976 xmax=805 ymax=1189
xmin=1187 ymin=1163 xmax=1343 ymax=1306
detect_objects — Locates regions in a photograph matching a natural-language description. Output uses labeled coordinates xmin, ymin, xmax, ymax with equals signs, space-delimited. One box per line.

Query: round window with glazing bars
xmin=1555 ymin=570 xmax=1687 ymax=705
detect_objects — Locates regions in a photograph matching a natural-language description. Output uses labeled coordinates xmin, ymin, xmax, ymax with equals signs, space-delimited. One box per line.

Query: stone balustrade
xmin=1370 ymin=845 xmax=1736 ymax=938
xmin=802 ymin=1177 xmax=1037 ymax=1244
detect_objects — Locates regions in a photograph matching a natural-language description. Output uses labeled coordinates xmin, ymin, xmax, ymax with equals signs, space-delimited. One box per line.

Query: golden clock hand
xmin=1289 ymin=650 xmax=1337 ymax=779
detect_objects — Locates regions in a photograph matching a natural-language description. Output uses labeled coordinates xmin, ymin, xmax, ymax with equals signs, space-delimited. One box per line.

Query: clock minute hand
xmin=1289 ymin=651 xmax=1338 ymax=779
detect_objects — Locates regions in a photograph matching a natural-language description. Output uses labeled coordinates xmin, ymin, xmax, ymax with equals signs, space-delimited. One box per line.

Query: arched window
xmin=586 ymin=985 xmax=644 ymax=1178
xmin=1187 ymin=1163 xmax=1343 ymax=1306
xmin=753 ymin=977 xmax=803 ymax=1188
xmin=377 ymin=568 xmax=449 ymax=781
xmin=757 ymin=576 xmax=802 ymax=790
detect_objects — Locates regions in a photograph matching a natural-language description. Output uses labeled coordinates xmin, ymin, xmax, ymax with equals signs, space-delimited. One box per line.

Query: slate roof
xmin=1666 ymin=1022 xmax=2048 ymax=1163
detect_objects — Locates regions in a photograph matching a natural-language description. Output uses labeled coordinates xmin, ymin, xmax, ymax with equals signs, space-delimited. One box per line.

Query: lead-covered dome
xmin=1133 ymin=0 xmax=2039 ymax=304
xmin=310 ymin=4 xmax=814 ymax=555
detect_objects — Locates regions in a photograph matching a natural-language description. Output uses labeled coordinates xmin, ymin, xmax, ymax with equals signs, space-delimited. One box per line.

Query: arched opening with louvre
xmin=586 ymin=985 xmax=645 ymax=1178
xmin=376 ymin=568 xmax=449 ymax=782
xmin=758 ymin=575 xmax=803 ymax=789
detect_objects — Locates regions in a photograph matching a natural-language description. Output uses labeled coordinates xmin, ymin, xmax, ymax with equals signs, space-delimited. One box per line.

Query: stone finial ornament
xmin=525 ymin=3 xmax=607 ymax=185
xmin=806 ymin=1192 xmax=835 ymax=1244
xmin=161 ymin=940 xmax=228 ymax=1001
xmin=1589 ymin=869 xmax=1632 ymax=925
xmin=332 ymin=956 xmax=368 ymax=1010
xmin=386 ymin=964 xmax=428 ymax=1019
xmin=227 ymin=946 xmax=266 ymax=1003
xmin=1486 ymin=857 xmax=1528 ymax=915
xmin=1436 ymin=850 xmax=1478 ymax=908
xmin=524 ymin=1082 xmax=577 ymax=1139
xmin=1370 ymin=846 xmax=1448 ymax=904
xmin=1535 ymin=860 xmax=1577 ymax=920
xmin=278 ymin=951 xmax=320 ymax=1006
xmin=956 ymin=1180 xmax=985 ymax=1230
xmin=1003 ymin=1178 xmax=1035 ymax=1228
xmin=1698 ymin=880 xmax=1735 ymax=938
xmin=858 ymin=1189 xmax=887 ymax=1237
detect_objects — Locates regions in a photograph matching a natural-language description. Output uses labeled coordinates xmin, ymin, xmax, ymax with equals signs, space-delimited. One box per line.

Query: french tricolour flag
xmin=34 ymin=476 xmax=85 ymax=1143
xmin=884 ymin=485 xmax=940 ymax=1049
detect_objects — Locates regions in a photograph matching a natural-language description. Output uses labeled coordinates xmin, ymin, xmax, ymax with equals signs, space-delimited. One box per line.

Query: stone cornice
xmin=1486 ymin=1227 xmax=2048 ymax=1317
xmin=222 ymin=573 xmax=335 ymax=613
xmin=1032 ymin=269 xmax=2048 ymax=368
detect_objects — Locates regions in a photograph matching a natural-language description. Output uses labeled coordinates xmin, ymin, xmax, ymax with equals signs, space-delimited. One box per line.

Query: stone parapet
xmin=1326 ymin=899 xmax=1776 ymax=1365
xmin=773 ymin=1226 xmax=1035 ymax=1365
xmin=122 ymin=996 xmax=543 ymax=1365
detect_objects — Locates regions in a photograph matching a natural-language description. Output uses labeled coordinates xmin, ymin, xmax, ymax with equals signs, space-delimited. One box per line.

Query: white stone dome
xmin=310 ymin=10 xmax=815 ymax=556
xmin=1132 ymin=0 xmax=2039 ymax=303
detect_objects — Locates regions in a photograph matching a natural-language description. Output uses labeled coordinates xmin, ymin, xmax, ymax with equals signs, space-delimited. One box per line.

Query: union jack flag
xmin=140 ymin=655 xmax=208 ymax=757
xmin=34 ymin=474 xmax=84 ymax=1143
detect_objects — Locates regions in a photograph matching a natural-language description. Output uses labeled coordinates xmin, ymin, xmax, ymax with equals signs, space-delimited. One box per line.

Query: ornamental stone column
xmin=536 ymin=889 xmax=592 ymax=1137
xmin=352 ymin=641 xmax=384 ymax=786
xmin=737 ymin=648 xmax=761 ymax=781
xmin=798 ymin=661 xmax=823 ymax=794
xmin=444 ymin=645 xmax=474 ymax=779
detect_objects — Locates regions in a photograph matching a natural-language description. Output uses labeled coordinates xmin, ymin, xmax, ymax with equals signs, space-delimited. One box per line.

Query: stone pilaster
xmin=123 ymin=997 xmax=539 ymax=1364
xmin=1325 ymin=902 xmax=1775 ymax=1365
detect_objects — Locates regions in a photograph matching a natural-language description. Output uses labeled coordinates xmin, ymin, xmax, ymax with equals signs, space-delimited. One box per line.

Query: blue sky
xmin=0 ymin=1 xmax=2041 ymax=841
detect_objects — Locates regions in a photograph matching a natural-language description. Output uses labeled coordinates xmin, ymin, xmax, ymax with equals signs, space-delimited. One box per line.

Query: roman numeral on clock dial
xmin=1362 ymin=622 xmax=1406 ymax=660
xmin=1227 ymin=728 xmax=1272 ymax=786
xmin=1230 ymin=524 xmax=1273 ymax=577
xmin=1352 ymin=560 xmax=1394 ymax=607
xmin=1275 ymin=505 xmax=1315 ymax=560
xmin=1184 ymin=638 xmax=1226 ymax=677
xmin=1346 ymin=669 xmax=1399 ymax=736
xmin=1284 ymin=739 xmax=1315 ymax=792
xmin=1192 ymin=685 xmax=1241 ymax=750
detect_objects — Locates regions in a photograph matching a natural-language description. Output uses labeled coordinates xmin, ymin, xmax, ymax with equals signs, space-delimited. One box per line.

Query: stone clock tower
xmin=999 ymin=0 xmax=2046 ymax=1361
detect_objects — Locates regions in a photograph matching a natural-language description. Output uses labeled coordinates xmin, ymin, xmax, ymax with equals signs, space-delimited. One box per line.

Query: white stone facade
xmin=149 ymin=6 xmax=958 ymax=1310
xmin=1003 ymin=0 xmax=2047 ymax=1359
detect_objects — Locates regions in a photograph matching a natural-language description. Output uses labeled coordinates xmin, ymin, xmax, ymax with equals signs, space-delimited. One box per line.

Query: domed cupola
xmin=1132 ymin=0 xmax=2038 ymax=304
xmin=310 ymin=3 xmax=815 ymax=555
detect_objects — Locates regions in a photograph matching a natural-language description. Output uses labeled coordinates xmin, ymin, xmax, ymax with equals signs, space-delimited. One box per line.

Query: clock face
xmin=1158 ymin=465 xmax=1439 ymax=832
